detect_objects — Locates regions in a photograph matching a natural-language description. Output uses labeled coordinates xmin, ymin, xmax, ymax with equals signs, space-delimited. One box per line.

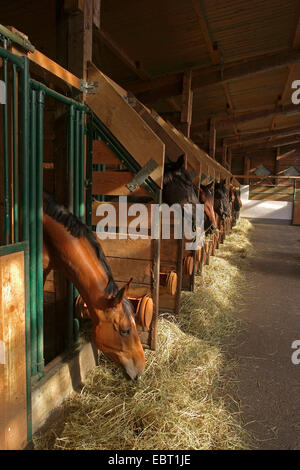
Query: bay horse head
xmin=42 ymin=193 xmax=145 ymax=381
xmin=90 ymin=277 xmax=146 ymax=381
xmin=199 ymin=181 xmax=217 ymax=234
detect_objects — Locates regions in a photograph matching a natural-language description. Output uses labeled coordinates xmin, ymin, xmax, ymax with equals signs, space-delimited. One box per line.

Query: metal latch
xmin=80 ymin=80 xmax=99 ymax=94
xmin=127 ymin=159 xmax=158 ymax=192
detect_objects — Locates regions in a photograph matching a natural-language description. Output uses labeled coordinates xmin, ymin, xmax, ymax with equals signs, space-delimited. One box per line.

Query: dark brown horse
xmin=199 ymin=182 xmax=217 ymax=234
xmin=162 ymin=155 xmax=217 ymax=235
xmin=214 ymin=179 xmax=231 ymax=221
xmin=162 ymin=155 xmax=199 ymax=206
xmin=232 ymin=187 xmax=242 ymax=226
xmin=42 ymin=193 xmax=145 ymax=381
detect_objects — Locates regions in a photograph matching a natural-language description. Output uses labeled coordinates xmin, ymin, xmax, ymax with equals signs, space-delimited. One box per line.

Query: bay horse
xmin=214 ymin=179 xmax=231 ymax=221
xmin=162 ymin=154 xmax=217 ymax=237
xmin=162 ymin=155 xmax=199 ymax=206
xmin=232 ymin=187 xmax=242 ymax=226
xmin=42 ymin=192 xmax=145 ymax=381
xmin=199 ymin=181 xmax=217 ymax=234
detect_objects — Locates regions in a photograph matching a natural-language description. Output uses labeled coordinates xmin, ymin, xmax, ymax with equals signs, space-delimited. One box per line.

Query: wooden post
xmin=65 ymin=0 xmax=94 ymax=80
xmin=180 ymin=70 xmax=193 ymax=137
xmin=222 ymin=141 xmax=227 ymax=167
xmin=244 ymin=155 xmax=251 ymax=185
xmin=209 ymin=118 xmax=216 ymax=159
xmin=227 ymin=147 xmax=232 ymax=172
xmin=275 ymin=147 xmax=280 ymax=185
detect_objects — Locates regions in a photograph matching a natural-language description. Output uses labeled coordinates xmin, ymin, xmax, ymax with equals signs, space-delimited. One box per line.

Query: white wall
xmin=240 ymin=185 xmax=293 ymax=220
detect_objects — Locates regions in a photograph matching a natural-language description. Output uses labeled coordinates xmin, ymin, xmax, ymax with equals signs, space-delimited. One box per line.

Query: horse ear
xmin=110 ymin=278 xmax=133 ymax=307
xmin=176 ymin=154 xmax=185 ymax=168
xmin=206 ymin=181 xmax=214 ymax=190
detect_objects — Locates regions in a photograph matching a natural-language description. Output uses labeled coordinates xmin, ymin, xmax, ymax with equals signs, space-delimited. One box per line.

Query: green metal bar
xmin=0 ymin=241 xmax=27 ymax=256
xmin=0 ymin=45 xmax=24 ymax=67
xmin=86 ymin=118 xmax=94 ymax=227
xmin=30 ymin=79 xmax=86 ymax=110
xmin=12 ymin=64 xmax=19 ymax=243
xmin=20 ymin=57 xmax=32 ymax=442
xmin=29 ymin=89 xmax=37 ymax=377
xmin=24 ymin=242 xmax=32 ymax=442
xmin=21 ymin=57 xmax=30 ymax=243
xmin=68 ymin=106 xmax=75 ymax=212
xmin=74 ymin=109 xmax=80 ymax=218
xmin=3 ymin=57 xmax=9 ymax=244
xmin=0 ymin=24 xmax=35 ymax=53
xmin=79 ymin=110 xmax=85 ymax=221
xmin=36 ymin=90 xmax=44 ymax=375
xmin=67 ymin=105 xmax=75 ymax=349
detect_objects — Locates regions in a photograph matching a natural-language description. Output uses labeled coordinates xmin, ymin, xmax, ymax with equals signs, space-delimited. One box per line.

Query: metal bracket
xmin=127 ymin=159 xmax=158 ymax=192
xmin=123 ymin=95 xmax=137 ymax=107
xmin=80 ymin=80 xmax=99 ymax=94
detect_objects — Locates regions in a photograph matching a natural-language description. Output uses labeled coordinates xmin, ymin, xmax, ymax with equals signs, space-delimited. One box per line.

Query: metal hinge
xmin=127 ymin=159 xmax=158 ymax=192
xmin=80 ymin=80 xmax=99 ymax=94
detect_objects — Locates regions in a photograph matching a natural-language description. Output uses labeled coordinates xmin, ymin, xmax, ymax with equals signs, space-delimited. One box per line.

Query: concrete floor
xmin=232 ymin=221 xmax=300 ymax=450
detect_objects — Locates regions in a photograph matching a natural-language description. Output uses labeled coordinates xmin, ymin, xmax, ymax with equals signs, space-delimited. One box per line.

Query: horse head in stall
xmin=232 ymin=186 xmax=242 ymax=226
xmin=162 ymin=155 xmax=218 ymax=238
xmin=199 ymin=181 xmax=217 ymax=234
xmin=214 ymin=179 xmax=231 ymax=221
xmin=42 ymin=192 xmax=145 ymax=381
xmin=162 ymin=154 xmax=199 ymax=206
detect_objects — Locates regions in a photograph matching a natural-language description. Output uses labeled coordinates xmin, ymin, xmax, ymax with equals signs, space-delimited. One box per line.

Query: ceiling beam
xmin=227 ymin=135 xmax=300 ymax=152
xmin=128 ymin=49 xmax=300 ymax=103
xmin=192 ymin=102 xmax=300 ymax=131
xmin=226 ymin=125 xmax=300 ymax=147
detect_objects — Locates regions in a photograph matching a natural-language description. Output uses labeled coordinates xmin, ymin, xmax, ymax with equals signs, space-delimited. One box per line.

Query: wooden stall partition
xmin=293 ymin=201 xmax=300 ymax=225
xmin=0 ymin=248 xmax=28 ymax=450
xmin=86 ymin=63 xmax=165 ymax=189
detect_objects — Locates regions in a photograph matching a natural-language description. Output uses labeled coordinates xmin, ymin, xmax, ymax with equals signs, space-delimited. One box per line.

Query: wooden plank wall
xmin=0 ymin=251 xmax=27 ymax=450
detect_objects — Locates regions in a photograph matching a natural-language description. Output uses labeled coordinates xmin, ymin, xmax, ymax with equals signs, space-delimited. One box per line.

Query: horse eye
xmin=120 ymin=328 xmax=131 ymax=337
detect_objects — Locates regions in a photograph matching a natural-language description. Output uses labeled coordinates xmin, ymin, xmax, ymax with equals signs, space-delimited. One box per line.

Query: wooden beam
xmin=243 ymin=156 xmax=251 ymax=185
xmin=222 ymin=142 xmax=227 ymax=167
xmin=230 ymin=135 xmax=300 ymax=151
xmin=209 ymin=118 xmax=216 ymax=159
xmin=191 ymin=0 xmax=219 ymax=65
xmin=227 ymin=147 xmax=232 ymax=172
xmin=129 ymin=49 xmax=300 ymax=103
xmin=65 ymin=0 xmax=150 ymax=80
xmin=233 ymin=174 xmax=300 ymax=180
xmin=93 ymin=0 xmax=101 ymax=29
xmin=94 ymin=28 xmax=150 ymax=80
xmin=226 ymin=125 xmax=300 ymax=147
xmin=203 ymin=103 xmax=300 ymax=130
xmin=180 ymin=70 xmax=193 ymax=137
xmin=66 ymin=0 xmax=93 ymax=79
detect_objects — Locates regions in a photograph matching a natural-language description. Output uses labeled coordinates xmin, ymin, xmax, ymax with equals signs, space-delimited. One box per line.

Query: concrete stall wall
xmin=240 ymin=185 xmax=293 ymax=221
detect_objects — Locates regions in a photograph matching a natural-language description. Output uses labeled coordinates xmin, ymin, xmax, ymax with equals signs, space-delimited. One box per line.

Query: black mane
xmin=43 ymin=192 xmax=119 ymax=300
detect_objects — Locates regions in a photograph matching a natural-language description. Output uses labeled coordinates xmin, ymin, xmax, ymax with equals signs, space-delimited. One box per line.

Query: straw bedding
xmin=34 ymin=218 xmax=254 ymax=450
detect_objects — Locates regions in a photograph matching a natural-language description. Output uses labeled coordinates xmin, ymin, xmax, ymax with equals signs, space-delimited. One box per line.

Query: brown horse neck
xmin=43 ymin=212 xmax=109 ymax=310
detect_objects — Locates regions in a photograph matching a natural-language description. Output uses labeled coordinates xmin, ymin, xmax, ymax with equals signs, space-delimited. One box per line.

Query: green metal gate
xmin=0 ymin=36 xmax=87 ymax=444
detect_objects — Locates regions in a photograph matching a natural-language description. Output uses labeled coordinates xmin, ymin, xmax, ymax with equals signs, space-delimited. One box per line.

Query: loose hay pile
xmin=34 ymin=218 xmax=254 ymax=450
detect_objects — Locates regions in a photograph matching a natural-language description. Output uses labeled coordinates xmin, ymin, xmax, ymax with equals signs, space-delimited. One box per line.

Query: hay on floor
xmin=33 ymin=218 xmax=254 ymax=450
